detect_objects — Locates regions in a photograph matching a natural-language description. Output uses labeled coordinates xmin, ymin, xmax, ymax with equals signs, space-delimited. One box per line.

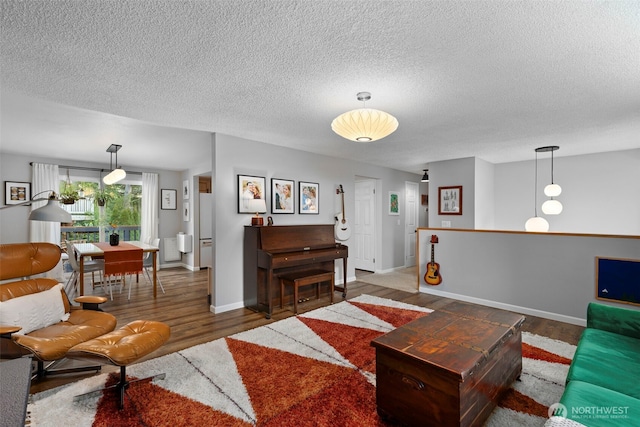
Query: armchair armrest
xmin=587 ymin=302 xmax=640 ymax=339
xmin=0 ymin=324 xmax=22 ymax=338
xmin=74 ymin=295 xmax=108 ymax=311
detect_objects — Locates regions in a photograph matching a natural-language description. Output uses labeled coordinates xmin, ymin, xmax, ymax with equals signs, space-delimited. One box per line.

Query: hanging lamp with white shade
xmin=331 ymin=92 xmax=398 ymax=142
xmin=525 ymin=148 xmax=549 ymax=232
xmin=538 ymin=145 xmax=563 ymax=215
xmin=103 ymin=144 xmax=127 ymax=185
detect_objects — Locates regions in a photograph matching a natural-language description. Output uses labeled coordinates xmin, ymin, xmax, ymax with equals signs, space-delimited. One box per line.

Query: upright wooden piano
xmin=244 ymin=224 xmax=348 ymax=318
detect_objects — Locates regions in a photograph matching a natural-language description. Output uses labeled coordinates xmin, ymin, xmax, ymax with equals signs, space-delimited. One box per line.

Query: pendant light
xmin=538 ymin=146 xmax=563 ymax=215
xmin=525 ymin=148 xmax=549 ymax=232
xmin=331 ymin=92 xmax=398 ymax=142
xmin=103 ymin=144 xmax=126 ymax=185
xmin=421 ymin=169 xmax=429 ymax=182
xmin=0 ymin=190 xmax=72 ymax=223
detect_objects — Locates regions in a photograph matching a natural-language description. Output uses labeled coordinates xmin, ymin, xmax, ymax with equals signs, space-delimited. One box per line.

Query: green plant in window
xmin=92 ymin=188 xmax=112 ymax=207
xmin=59 ymin=187 xmax=80 ymax=205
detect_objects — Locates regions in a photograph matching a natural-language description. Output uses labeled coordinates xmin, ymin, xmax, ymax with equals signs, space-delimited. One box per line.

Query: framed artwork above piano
xmin=238 ymin=174 xmax=266 ymax=213
xmin=299 ymin=181 xmax=319 ymax=214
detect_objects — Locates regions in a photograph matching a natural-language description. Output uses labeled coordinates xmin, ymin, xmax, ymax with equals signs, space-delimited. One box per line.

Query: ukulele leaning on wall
xmin=424 ymin=234 xmax=442 ymax=285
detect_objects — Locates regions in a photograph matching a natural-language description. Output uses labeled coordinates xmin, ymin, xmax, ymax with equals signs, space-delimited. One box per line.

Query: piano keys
xmin=244 ymin=224 xmax=348 ymax=318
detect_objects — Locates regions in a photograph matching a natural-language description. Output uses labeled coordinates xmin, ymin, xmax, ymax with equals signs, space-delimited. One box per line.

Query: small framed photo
xmin=238 ymin=174 xmax=266 ymax=213
xmin=4 ymin=181 xmax=31 ymax=205
xmin=438 ymin=185 xmax=462 ymax=215
xmin=299 ymin=181 xmax=319 ymax=214
xmin=183 ymin=201 xmax=190 ymax=221
xmin=388 ymin=191 xmax=400 ymax=215
xmin=161 ymin=189 xmax=177 ymax=210
xmin=271 ymin=178 xmax=295 ymax=214
xmin=182 ymin=179 xmax=190 ymax=200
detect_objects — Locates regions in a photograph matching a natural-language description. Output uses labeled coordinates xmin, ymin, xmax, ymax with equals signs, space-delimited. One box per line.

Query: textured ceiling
xmin=1 ymin=1 xmax=639 ymax=173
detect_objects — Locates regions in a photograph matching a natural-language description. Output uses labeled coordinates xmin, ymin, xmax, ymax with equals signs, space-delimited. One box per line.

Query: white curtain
xmin=30 ymin=163 xmax=61 ymax=244
xmin=141 ymin=172 xmax=159 ymax=244
xmin=30 ymin=163 xmax=63 ymax=280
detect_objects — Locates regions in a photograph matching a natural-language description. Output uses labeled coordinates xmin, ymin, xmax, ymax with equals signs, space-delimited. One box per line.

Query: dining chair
xmin=61 ymin=239 xmax=87 ymax=274
xmin=65 ymin=240 xmax=108 ymax=299
xmin=129 ymin=238 xmax=166 ymax=300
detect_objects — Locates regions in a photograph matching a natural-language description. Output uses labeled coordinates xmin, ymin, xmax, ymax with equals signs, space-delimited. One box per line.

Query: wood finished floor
xmin=28 ymin=267 xmax=584 ymax=394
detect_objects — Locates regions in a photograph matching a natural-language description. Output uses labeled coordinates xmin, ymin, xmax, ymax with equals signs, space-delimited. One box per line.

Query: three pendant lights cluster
xmin=525 ymin=146 xmax=563 ymax=232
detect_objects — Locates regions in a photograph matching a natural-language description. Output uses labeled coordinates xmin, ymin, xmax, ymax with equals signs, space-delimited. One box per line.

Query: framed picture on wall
xmin=271 ymin=178 xmax=295 ymax=214
xmin=183 ymin=201 xmax=190 ymax=221
xmin=438 ymin=186 xmax=462 ymax=215
xmin=299 ymin=181 xmax=319 ymax=214
xmin=388 ymin=191 xmax=399 ymax=215
xmin=182 ymin=179 xmax=190 ymax=200
xmin=238 ymin=174 xmax=266 ymax=213
xmin=160 ymin=189 xmax=177 ymax=210
xmin=4 ymin=181 xmax=31 ymax=205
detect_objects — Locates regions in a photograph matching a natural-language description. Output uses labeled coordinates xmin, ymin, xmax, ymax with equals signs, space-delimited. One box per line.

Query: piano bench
xmin=279 ymin=269 xmax=335 ymax=314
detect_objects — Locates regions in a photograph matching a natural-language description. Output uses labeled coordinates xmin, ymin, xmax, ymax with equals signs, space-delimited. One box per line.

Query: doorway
xmin=404 ymin=181 xmax=419 ymax=267
xmin=354 ymin=178 xmax=376 ymax=272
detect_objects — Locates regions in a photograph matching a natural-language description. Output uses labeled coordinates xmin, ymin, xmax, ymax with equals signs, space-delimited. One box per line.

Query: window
xmin=59 ymin=174 xmax=142 ymax=243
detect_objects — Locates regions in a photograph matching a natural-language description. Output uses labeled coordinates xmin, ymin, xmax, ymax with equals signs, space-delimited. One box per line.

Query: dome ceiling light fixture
xmin=331 ymin=92 xmax=398 ymax=142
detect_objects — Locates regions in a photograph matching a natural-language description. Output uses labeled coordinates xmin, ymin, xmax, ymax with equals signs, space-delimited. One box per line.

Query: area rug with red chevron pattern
xmin=27 ymin=295 xmax=576 ymax=426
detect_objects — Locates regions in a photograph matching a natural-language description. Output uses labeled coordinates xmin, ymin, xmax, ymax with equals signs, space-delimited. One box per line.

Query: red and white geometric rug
xmin=27 ymin=295 xmax=575 ymax=426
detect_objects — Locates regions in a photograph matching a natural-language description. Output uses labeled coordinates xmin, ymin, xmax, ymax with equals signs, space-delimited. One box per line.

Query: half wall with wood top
xmin=417 ymin=228 xmax=640 ymax=326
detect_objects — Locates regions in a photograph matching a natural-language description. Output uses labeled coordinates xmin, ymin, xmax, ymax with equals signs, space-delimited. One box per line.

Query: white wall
xmin=425 ymin=149 xmax=640 ymax=235
xmin=418 ymin=228 xmax=640 ymax=325
xmin=211 ymin=133 xmax=421 ymax=313
xmin=494 ymin=149 xmax=640 ymax=235
xmin=474 ymin=157 xmax=495 ymax=229
xmin=427 ymin=157 xmax=476 ymax=229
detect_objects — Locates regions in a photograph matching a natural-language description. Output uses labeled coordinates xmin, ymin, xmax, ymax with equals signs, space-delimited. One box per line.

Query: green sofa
xmin=545 ymin=302 xmax=640 ymax=427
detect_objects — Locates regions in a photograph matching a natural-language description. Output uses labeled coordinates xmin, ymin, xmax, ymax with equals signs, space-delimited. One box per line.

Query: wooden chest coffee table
xmin=371 ymin=301 xmax=525 ymax=427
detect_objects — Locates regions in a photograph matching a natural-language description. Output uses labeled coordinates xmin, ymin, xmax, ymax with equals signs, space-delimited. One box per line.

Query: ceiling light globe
xmin=541 ymin=199 xmax=563 ymax=215
xmin=103 ymin=168 xmax=126 ymax=185
xmin=544 ymin=183 xmax=562 ymax=197
xmin=525 ymin=216 xmax=549 ymax=232
xmin=331 ymin=108 xmax=398 ymax=142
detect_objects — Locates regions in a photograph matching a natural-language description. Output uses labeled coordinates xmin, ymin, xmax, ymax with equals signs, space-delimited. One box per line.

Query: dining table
xmin=73 ymin=241 xmax=160 ymax=298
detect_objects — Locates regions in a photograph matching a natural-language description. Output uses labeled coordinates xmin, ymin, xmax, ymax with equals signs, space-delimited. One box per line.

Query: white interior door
xmin=354 ymin=179 xmax=376 ymax=271
xmin=405 ymin=181 xmax=418 ymax=267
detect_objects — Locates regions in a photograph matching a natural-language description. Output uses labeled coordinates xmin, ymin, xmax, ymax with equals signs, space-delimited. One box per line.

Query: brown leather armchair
xmin=0 ymin=242 xmax=117 ymax=379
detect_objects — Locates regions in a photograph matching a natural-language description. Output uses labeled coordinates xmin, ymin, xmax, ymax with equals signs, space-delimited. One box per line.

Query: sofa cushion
xmin=558 ymin=380 xmax=640 ymax=427
xmin=567 ymin=328 xmax=640 ymax=399
xmin=0 ymin=283 xmax=70 ymax=335
xmin=587 ymin=302 xmax=640 ymax=340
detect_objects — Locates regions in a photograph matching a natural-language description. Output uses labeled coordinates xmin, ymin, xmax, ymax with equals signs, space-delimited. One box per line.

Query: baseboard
xmin=419 ymin=285 xmax=587 ymax=327
xmin=337 ymin=275 xmax=357 ymax=286
xmin=376 ymin=266 xmax=412 ymax=275
xmin=158 ymin=262 xmax=186 ymax=270
xmin=211 ymin=300 xmax=245 ymax=314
